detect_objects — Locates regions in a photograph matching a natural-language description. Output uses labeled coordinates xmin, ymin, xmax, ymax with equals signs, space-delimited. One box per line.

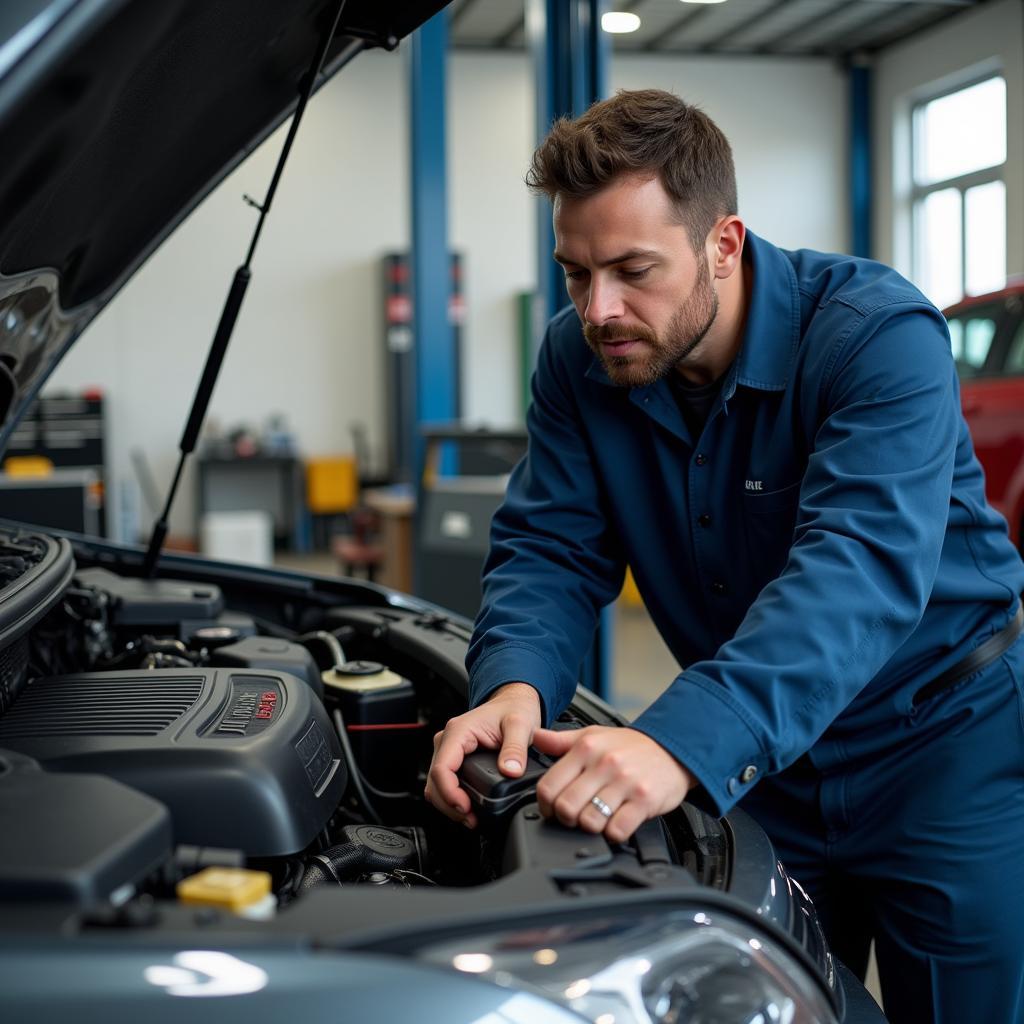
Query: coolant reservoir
xmin=323 ymin=661 xmax=421 ymax=792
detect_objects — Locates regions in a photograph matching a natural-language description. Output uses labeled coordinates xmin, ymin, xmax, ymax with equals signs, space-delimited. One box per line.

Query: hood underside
xmin=0 ymin=0 xmax=449 ymax=445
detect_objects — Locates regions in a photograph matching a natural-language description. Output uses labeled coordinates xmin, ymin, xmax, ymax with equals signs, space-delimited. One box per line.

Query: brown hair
xmin=526 ymin=89 xmax=737 ymax=250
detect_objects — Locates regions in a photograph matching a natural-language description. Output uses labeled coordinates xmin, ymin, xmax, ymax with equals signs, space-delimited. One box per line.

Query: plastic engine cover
xmin=0 ymin=749 xmax=171 ymax=906
xmin=0 ymin=668 xmax=346 ymax=856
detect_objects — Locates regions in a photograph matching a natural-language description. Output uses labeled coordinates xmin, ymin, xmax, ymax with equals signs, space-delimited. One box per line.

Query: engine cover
xmin=0 ymin=668 xmax=346 ymax=856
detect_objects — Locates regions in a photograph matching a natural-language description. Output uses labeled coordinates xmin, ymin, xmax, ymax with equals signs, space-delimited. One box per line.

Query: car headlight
xmin=418 ymin=906 xmax=839 ymax=1024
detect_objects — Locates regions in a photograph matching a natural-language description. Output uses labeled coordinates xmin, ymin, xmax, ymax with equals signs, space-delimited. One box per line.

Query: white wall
xmin=450 ymin=53 xmax=536 ymax=430
xmin=614 ymin=54 xmax=848 ymax=254
xmin=47 ymin=47 xmax=848 ymax=541
xmin=873 ymin=0 xmax=1024 ymax=280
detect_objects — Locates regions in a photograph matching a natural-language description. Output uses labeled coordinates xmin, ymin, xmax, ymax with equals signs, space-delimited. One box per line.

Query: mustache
xmin=583 ymin=322 xmax=657 ymax=345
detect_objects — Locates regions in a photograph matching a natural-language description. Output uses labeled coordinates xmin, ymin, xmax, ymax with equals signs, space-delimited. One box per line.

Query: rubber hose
xmin=299 ymin=829 xmax=417 ymax=890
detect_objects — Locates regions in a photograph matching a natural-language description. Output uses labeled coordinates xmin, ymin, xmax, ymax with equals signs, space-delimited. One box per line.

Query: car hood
xmin=0 ymin=0 xmax=448 ymax=453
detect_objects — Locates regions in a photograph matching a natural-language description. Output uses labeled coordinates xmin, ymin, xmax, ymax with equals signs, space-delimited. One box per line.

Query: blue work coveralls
xmin=467 ymin=231 xmax=1024 ymax=1022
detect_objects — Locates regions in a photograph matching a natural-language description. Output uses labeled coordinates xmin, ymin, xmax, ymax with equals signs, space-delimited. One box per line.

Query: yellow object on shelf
xmin=306 ymin=455 xmax=358 ymax=514
xmin=620 ymin=566 xmax=642 ymax=608
xmin=176 ymin=867 xmax=272 ymax=912
xmin=3 ymin=456 xmax=54 ymax=478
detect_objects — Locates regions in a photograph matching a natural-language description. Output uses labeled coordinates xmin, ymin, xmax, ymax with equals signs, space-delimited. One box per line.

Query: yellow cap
xmin=176 ymin=867 xmax=272 ymax=911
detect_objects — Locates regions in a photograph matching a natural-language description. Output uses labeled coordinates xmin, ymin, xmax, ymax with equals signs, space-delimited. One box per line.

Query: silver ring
xmin=590 ymin=795 xmax=613 ymax=818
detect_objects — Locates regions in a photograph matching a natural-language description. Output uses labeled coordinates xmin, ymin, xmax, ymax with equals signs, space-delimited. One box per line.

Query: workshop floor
xmin=274 ymin=552 xmax=882 ymax=1008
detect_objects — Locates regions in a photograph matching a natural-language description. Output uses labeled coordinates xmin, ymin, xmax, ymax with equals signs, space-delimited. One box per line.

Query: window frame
xmin=911 ymin=72 xmax=1007 ymax=303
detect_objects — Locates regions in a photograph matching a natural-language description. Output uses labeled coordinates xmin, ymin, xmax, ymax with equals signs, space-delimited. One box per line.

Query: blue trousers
xmin=739 ymin=632 xmax=1024 ymax=1023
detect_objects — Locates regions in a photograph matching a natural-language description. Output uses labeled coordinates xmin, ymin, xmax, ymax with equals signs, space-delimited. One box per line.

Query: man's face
xmin=553 ymin=174 xmax=718 ymax=388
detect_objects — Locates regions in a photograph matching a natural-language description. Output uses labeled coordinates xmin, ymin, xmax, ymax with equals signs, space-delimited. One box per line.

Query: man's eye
xmin=564 ymin=269 xmax=587 ymax=282
xmin=621 ymin=267 xmax=652 ymax=280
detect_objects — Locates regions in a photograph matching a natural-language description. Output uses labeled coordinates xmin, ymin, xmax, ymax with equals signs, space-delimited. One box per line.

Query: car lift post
xmin=528 ymin=0 xmax=614 ymax=702
xmin=409 ymin=8 xmax=458 ymax=594
xmin=850 ymin=59 xmax=872 ymax=259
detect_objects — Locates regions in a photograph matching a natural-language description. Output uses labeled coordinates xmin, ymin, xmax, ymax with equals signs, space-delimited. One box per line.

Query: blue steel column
xmin=410 ymin=10 xmax=457 ymax=592
xmin=528 ymin=0 xmax=609 ymax=332
xmin=850 ymin=61 xmax=872 ymax=258
xmin=528 ymin=0 xmax=614 ymax=702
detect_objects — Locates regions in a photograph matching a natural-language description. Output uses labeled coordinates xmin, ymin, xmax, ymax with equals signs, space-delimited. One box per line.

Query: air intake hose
xmin=300 ymin=824 xmax=422 ymax=890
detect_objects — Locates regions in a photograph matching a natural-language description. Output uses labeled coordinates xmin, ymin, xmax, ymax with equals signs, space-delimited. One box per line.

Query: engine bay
xmin=0 ymin=526 xmax=728 ymax=927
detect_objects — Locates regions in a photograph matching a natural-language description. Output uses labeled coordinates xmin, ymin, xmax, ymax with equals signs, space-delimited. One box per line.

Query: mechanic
xmin=425 ymin=89 xmax=1024 ymax=1023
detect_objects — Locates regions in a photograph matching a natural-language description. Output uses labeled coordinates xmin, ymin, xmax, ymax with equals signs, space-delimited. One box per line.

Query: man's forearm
xmin=487 ymin=681 xmax=542 ymax=706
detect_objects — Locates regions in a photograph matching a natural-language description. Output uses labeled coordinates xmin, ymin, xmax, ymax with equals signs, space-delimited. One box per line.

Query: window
xmin=947 ymin=314 xmax=997 ymax=378
xmin=1003 ymin=305 xmax=1024 ymax=376
xmin=912 ymin=76 xmax=1006 ymax=310
xmin=945 ymin=295 xmax=1024 ymax=380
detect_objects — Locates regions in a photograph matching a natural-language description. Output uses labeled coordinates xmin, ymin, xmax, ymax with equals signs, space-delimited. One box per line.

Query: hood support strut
xmin=141 ymin=0 xmax=353 ymax=578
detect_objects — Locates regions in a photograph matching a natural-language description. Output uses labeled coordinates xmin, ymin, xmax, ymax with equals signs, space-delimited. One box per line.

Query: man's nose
xmin=584 ymin=277 xmax=623 ymax=325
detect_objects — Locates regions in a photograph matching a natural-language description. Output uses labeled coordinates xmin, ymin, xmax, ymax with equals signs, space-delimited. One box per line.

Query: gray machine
xmin=416 ymin=427 xmax=527 ymax=620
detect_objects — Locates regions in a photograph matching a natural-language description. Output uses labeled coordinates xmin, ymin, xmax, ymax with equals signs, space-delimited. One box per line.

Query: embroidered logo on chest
xmin=745 ymin=479 xmax=764 ymax=492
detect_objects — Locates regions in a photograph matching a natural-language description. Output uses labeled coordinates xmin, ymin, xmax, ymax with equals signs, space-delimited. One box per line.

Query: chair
xmin=331 ymin=506 xmax=385 ymax=581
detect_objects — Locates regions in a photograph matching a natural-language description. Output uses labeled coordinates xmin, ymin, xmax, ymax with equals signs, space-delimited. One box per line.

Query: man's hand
xmin=532 ymin=726 xmax=693 ymax=843
xmin=424 ymin=683 xmax=542 ymax=829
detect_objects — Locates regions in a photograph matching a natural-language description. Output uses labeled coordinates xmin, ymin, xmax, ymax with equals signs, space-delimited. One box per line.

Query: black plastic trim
xmin=0 ymin=532 xmax=73 ymax=649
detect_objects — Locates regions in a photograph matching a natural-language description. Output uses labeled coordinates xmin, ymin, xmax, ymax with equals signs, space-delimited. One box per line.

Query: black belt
xmin=912 ymin=602 xmax=1024 ymax=707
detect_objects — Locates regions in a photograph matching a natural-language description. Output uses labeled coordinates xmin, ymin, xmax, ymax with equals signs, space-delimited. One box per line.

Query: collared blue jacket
xmin=467 ymin=231 xmax=1024 ymax=818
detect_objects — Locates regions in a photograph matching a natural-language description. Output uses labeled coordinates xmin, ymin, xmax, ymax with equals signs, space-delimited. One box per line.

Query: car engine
xmin=0 ymin=525 xmax=727 ymax=918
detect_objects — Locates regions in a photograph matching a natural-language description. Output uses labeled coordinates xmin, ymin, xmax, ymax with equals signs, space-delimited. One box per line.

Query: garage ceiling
xmin=448 ymin=0 xmax=990 ymax=58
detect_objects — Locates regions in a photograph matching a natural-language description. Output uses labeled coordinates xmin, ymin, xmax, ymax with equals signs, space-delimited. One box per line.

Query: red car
xmin=945 ymin=281 xmax=1024 ymax=550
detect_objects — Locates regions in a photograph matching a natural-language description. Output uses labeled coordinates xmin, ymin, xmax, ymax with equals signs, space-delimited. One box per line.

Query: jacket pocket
xmin=742 ymin=480 xmax=802 ymax=512
xmin=742 ymin=481 xmax=802 ymax=588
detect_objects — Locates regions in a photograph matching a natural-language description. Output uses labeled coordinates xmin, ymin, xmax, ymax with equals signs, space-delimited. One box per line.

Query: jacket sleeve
xmin=467 ymin=321 xmax=626 ymax=723
xmin=632 ymin=303 xmax=960 ymax=816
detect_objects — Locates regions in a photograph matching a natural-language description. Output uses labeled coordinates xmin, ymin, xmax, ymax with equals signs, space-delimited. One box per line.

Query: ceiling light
xmin=452 ymin=953 xmax=494 ymax=973
xmin=601 ymin=12 xmax=641 ymax=33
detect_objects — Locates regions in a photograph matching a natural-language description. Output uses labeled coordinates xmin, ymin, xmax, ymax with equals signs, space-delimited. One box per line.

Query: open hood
xmin=0 ymin=0 xmax=449 ymax=449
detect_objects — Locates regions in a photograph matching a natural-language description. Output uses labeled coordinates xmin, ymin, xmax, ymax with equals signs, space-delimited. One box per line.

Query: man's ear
xmin=709 ymin=216 xmax=745 ymax=280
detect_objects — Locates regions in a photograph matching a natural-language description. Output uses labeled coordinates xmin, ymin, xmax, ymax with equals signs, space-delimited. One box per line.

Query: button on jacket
xmin=467 ymin=231 xmax=1024 ymax=817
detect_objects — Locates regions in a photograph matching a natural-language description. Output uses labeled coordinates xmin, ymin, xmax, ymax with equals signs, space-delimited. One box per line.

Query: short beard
xmin=583 ymin=256 xmax=718 ymax=388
